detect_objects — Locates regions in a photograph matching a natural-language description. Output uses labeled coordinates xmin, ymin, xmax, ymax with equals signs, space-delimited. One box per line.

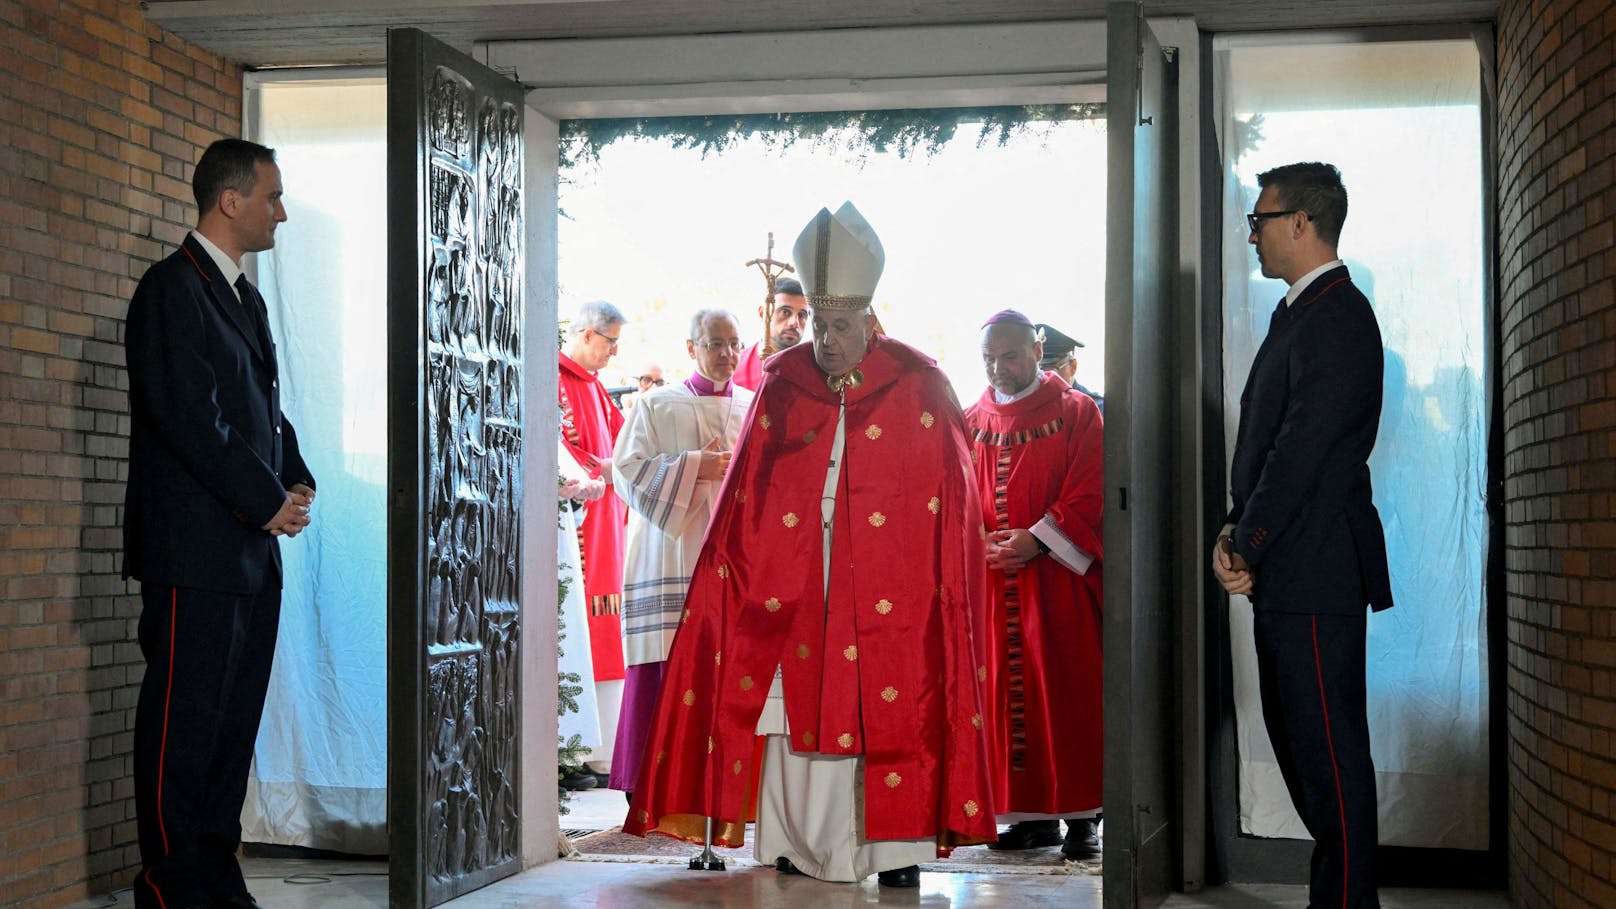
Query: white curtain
xmin=243 ymin=79 xmax=389 ymax=853
xmin=1215 ymin=38 xmax=1490 ymax=849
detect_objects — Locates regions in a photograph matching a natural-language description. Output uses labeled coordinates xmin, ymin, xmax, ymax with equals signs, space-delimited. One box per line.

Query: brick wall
xmin=0 ymin=0 xmax=241 ymax=905
xmin=1497 ymin=0 xmax=1616 ymax=906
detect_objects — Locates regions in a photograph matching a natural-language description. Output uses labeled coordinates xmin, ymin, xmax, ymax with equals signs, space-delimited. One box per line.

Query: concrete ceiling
xmin=145 ymin=0 xmax=1498 ymax=69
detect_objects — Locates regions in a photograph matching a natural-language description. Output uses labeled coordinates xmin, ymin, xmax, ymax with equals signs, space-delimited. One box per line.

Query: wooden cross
xmin=744 ymin=232 xmax=796 ymax=357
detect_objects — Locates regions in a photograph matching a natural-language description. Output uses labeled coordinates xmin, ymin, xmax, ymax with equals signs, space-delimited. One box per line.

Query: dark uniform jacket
xmin=123 ymin=233 xmax=315 ymax=595
xmin=1227 ymin=264 xmax=1393 ymax=615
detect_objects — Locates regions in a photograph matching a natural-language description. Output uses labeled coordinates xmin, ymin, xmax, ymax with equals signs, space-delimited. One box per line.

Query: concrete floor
xmin=72 ymin=790 xmax=1512 ymax=909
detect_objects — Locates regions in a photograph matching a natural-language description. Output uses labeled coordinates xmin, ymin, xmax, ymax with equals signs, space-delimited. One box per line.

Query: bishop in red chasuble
xmin=559 ymin=305 xmax=629 ymax=684
xmin=965 ymin=310 xmax=1104 ymax=859
xmin=624 ymin=204 xmax=998 ymax=886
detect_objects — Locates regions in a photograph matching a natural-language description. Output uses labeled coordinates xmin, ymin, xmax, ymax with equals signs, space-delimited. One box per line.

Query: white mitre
xmin=791 ymin=201 xmax=885 ymax=311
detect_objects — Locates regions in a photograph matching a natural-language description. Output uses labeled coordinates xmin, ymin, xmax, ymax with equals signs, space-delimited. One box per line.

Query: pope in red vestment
xmin=622 ymin=331 xmax=999 ymax=852
xmin=965 ymin=312 xmax=1105 ymax=850
xmin=559 ymin=349 xmax=628 ymax=682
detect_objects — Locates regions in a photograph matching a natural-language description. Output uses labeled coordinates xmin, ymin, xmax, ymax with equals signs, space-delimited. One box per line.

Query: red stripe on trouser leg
xmin=1310 ymin=616 xmax=1349 ymax=909
xmin=145 ymin=588 xmax=179 ymax=909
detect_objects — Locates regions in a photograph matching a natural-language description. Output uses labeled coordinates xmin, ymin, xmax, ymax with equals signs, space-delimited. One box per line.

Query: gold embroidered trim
xmin=808 ymin=293 xmax=873 ymax=310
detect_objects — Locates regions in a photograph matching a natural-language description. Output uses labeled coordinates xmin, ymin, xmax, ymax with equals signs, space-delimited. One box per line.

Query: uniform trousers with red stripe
xmin=1252 ymin=609 xmax=1381 ymax=909
xmin=132 ymin=583 xmax=281 ymax=909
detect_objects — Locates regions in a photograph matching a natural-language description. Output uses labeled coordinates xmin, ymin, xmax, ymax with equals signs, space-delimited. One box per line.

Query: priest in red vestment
xmin=733 ymin=275 xmax=809 ymax=391
xmin=624 ymin=203 xmax=998 ymax=888
xmin=559 ymin=299 xmax=630 ymax=780
xmin=965 ymin=309 xmax=1105 ymax=860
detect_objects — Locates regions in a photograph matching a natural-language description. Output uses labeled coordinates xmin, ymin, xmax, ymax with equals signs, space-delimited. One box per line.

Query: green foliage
xmin=556 ymin=513 xmax=585 ymax=815
xmin=560 ymin=104 xmax=1107 ymax=169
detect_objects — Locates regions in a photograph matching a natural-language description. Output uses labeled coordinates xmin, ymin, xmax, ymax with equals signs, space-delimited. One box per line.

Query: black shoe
xmin=1062 ymin=818 xmax=1101 ymax=859
xmin=559 ymin=766 xmax=598 ymax=791
xmin=876 ymin=865 xmax=920 ymax=888
xmin=775 ymin=856 xmax=804 ymax=875
xmin=986 ymin=819 xmax=1062 ymax=850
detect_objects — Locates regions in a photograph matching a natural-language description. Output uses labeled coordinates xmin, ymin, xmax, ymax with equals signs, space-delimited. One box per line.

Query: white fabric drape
xmin=1215 ymin=38 xmax=1490 ymax=850
xmin=242 ymin=80 xmax=389 ymax=853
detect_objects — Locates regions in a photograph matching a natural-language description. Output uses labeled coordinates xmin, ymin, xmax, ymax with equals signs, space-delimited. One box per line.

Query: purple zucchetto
xmin=982 ymin=309 xmax=1036 ymax=329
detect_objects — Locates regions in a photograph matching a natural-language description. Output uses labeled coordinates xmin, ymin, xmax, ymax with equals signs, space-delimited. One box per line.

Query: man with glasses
xmin=1035 ymin=322 xmax=1103 ymax=414
xmin=734 ymin=275 xmax=809 ymax=391
xmin=1214 ymin=162 xmax=1394 ymax=909
xmin=560 ymin=299 xmax=631 ymax=787
xmin=608 ymin=309 xmax=754 ymax=797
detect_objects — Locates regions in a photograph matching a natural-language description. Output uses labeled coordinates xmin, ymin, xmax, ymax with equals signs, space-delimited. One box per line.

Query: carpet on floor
xmin=567 ymin=826 xmax=1101 ymax=876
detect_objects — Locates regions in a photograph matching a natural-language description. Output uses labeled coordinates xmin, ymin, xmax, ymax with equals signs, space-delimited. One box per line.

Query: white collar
xmin=190 ymin=230 xmax=245 ymax=297
xmin=1285 ymin=259 xmax=1344 ymax=307
xmin=993 ymin=374 xmax=1044 ymax=405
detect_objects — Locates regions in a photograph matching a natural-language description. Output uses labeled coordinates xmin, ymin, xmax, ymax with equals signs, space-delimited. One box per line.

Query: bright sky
xmin=557 ymin=119 xmax=1108 ymax=402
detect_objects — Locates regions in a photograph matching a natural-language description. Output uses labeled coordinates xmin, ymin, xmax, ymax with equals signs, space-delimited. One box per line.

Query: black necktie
xmin=234 ymin=274 xmax=275 ymax=358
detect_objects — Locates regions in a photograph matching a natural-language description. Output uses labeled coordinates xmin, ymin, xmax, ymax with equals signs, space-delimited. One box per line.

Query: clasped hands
xmin=263 ymin=483 xmax=316 ymax=538
xmin=1211 ymin=524 xmax=1255 ymax=596
xmin=986 ymin=528 xmax=1041 ymax=571
xmin=696 ymin=437 xmax=731 ymax=482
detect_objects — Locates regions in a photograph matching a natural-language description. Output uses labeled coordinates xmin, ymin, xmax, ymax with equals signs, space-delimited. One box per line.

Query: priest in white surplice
xmin=607 ymin=308 xmax=755 ymax=794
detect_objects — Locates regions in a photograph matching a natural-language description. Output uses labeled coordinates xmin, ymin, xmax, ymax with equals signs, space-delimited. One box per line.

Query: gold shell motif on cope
xmin=802 ymin=430 xmax=817 ymax=443
xmin=874 ymin=599 xmax=893 ymax=615
xmin=796 ymin=643 xmax=810 ymax=659
xmin=764 ymin=597 xmax=782 ymax=613
xmin=885 ymin=772 xmax=902 ymax=788
xmin=759 ymin=414 xmax=772 ymax=430
xmin=708 ymin=737 xmax=714 ymax=753
xmin=843 ymin=645 xmax=858 ymax=661
xmin=977 ymin=666 xmax=988 ymax=682
xmin=714 ymin=651 xmax=722 ymax=666
xmin=803 ymin=730 xmax=816 ymax=747
xmin=865 ymin=424 xmax=882 ymax=440
xmin=868 ymin=512 xmax=886 ymax=527
xmin=971 ymin=713 xmax=983 ymax=729
xmin=733 ymin=760 xmax=743 ymax=775
xmin=837 ymin=733 xmax=854 ymax=749
xmin=880 ymin=686 xmax=898 ymax=703
xmin=682 ymin=689 xmax=696 ymax=706
xmin=740 ymin=675 xmax=755 ymax=691
xmin=927 ymin=497 xmax=940 ymax=514
xmin=920 ymin=411 xmax=935 ymax=429
xmin=964 ymin=800 xmax=980 ymax=818
xmin=782 ymin=512 xmax=800 ymax=528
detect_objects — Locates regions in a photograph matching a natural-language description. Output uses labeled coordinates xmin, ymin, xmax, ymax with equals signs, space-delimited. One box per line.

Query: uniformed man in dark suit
xmin=1212 ymin=161 xmax=1394 ymax=909
xmin=123 ymin=139 xmax=316 ymax=909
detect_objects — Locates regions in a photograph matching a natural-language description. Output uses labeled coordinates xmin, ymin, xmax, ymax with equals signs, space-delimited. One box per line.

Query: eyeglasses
xmin=1246 ymin=209 xmax=1300 ymax=232
xmin=594 ymin=330 xmax=620 ymax=346
xmin=636 ymin=376 xmax=665 ymax=387
xmin=696 ymin=339 xmax=744 ymax=353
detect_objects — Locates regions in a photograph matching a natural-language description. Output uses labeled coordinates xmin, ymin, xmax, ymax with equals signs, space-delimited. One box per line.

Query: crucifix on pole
xmin=744 ymin=232 xmax=796 ymax=357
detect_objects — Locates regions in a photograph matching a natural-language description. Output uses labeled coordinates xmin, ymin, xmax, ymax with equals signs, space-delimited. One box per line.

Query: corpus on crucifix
xmin=744 ymin=232 xmax=796 ymax=357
